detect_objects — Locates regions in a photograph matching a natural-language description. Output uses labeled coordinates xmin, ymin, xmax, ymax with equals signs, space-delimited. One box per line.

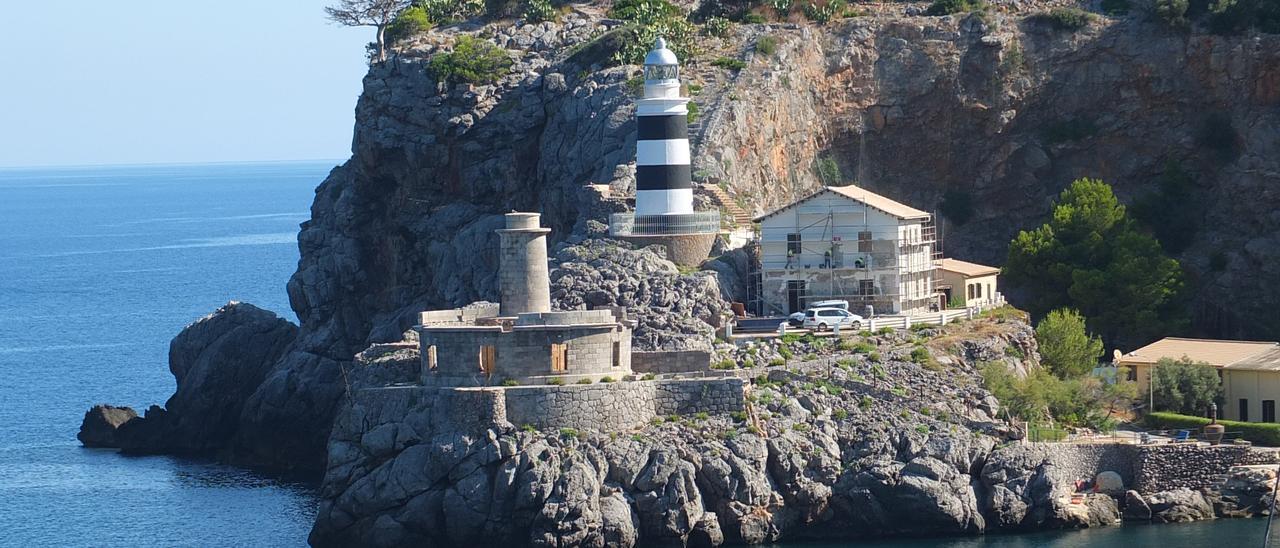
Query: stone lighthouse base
xmin=620 ymin=232 xmax=718 ymax=267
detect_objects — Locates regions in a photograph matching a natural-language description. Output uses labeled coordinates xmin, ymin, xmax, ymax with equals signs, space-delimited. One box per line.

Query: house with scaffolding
xmin=752 ymin=185 xmax=939 ymax=316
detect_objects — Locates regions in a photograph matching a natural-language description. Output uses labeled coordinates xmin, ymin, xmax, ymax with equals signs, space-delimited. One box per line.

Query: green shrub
xmin=1101 ymin=0 xmax=1131 ymax=15
xmin=814 ymin=156 xmax=842 ymax=185
xmin=731 ymin=410 xmax=749 ymax=422
xmin=867 ymin=351 xmax=882 ymax=362
xmin=1003 ymin=345 xmax=1025 ymax=359
xmin=521 ymin=423 xmax=537 ymax=432
xmin=833 ymin=408 xmax=849 ymax=420
xmin=559 ymin=427 xmax=579 ymax=438
xmin=600 ymin=375 xmax=616 ymax=383
xmin=768 ymin=357 xmax=786 ymax=366
xmin=386 ymin=6 xmax=433 ymax=45
xmin=926 ymin=0 xmax=985 ymax=15
xmin=642 ymin=372 xmax=656 ymax=380
xmin=687 ymin=101 xmax=700 ymax=123
xmin=1034 ymin=7 xmax=1094 ymax=30
xmin=1028 ymin=425 xmax=1068 ymax=442
xmin=792 ymin=423 xmax=811 ymax=432
xmin=836 ymin=357 xmax=856 ymax=368
xmin=803 ymin=0 xmax=845 ymax=22
xmin=778 ymin=346 xmax=794 ymax=360
xmin=1151 ymin=357 xmax=1222 ymax=415
xmin=859 ymin=395 xmax=873 ymax=409
xmin=548 ymin=377 xmax=565 ymax=386
xmin=704 ymin=15 xmax=732 ymax=37
xmin=756 ymin=35 xmax=778 ymax=55
xmin=915 ymin=424 xmax=930 ymax=434
xmin=805 ymin=353 xmax=818 ymax=361
xmin=771 ymin=0 xmax=793 ymax=16
xmin=501 ymin=379 xmax=520 ymax=386
xmin=876 ymin=327 xmax=896 ymax=335
xmin=420 ymin=0 xmax=485 ymax=23
xmin=1035 ymin=308 xmax=1103 ymax=378
xmin=714 ymin=359 xmax=738 ymax=370
xmin=576 ymin=378 xmax=594 ymax=384
xmin=1154 ymin=0 xmax=1190 ymax=28
xmin=430 ymin=35 xmax=513 ymax=85
xmin=523 ymin=0 xmax=557 ymax=22
xmin=722 ymin=429 xmax=739 ymax=440
xmin=711 ymin=57 xmax=747 ymax=70
xmin=743 ymin=12 xmax=767 ymax=23
xmin=609 ymin=0 xmax=697 ymax=65
xmin=666 ymin=414 xmax=680 ymax=422
xmin=694 ymin=411 xmax=710 ymax=421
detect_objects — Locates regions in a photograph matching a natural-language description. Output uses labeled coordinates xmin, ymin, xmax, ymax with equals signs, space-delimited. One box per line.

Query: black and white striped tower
xmin=635 ymin=37 xmax=693 ymax=219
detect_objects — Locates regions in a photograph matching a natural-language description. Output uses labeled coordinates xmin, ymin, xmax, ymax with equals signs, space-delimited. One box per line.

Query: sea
xmin=0 ymin=162 xmax=1273 ymax=547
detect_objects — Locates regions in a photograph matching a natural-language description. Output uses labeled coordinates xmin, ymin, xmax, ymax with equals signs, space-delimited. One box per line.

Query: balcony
xmin=609 ymin=211 xmax=721 ymax=237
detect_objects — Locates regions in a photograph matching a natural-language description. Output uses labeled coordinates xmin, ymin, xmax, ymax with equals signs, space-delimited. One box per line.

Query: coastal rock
xmin=1146 ymin=489 xmax=1215 ymax=523
xmin=76 ymin=404 xmax=138 ymax=448
xmin=110 ymin=302 xmax=297 ymax=456
xmin=1122 ymin=490 xmax=1152 ymax=521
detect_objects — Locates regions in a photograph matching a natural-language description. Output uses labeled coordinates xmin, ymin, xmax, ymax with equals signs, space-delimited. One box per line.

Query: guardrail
xmin=609 ymin=212 xmax=722 ymax=236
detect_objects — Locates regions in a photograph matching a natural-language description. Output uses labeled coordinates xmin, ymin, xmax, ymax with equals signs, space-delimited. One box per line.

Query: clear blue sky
xmin=0 ymin=1 xmax=374 ymax=167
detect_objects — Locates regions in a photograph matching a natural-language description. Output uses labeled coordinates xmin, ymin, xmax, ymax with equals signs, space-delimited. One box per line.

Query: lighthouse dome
xmin=643 ymin=37 xmax=679 ymax=67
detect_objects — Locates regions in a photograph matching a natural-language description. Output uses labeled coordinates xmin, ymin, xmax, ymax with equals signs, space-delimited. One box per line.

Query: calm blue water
xmin=0 ymin=162 xmax=1273 ymax=547
xmin=0 ymin=162 xmax=327 ymax=546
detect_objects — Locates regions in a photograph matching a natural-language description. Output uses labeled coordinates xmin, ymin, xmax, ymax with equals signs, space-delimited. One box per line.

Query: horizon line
xmin=0 ymin=157 xmax=350 ymax=171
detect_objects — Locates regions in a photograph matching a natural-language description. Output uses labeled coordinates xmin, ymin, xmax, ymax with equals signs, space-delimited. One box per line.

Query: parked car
xmin=808 ymin=299 xmax=849 ymax=310
xmin=801 ymin=308 xmax=863 ymax=331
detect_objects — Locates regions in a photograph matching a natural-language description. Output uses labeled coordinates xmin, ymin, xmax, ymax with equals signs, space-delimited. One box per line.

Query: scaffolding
xmin=747 ymin=204 xmax=942 ymax=317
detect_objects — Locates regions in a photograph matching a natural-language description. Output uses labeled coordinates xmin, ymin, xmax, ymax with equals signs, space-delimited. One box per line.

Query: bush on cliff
xmin=386 ymin=6 xmax=432 ymax=44
xmin=1150 ymin=357 xmax=1223 ymax=415
xmin=418 ymin=0 xmax=484 ymax=23
xmin=1035 ymin=308 xmax=1104 ymax=379
xmin=429 ymin=35 xmax=513 ymax=85
xmin=1033 ymin=7 xmax=1095 ymax=30
xmin=982 ymin=364 xmax=1126 ymax=431
xmin=609 ymin=0 xmax=697 ymax=65
xmin=522 ymin=0 xmax=557 ymax=22
xmin=1146 ymin=412 xmax=1280 ymax=446
xmin=926 ymin=0 xmax=986 ymax=16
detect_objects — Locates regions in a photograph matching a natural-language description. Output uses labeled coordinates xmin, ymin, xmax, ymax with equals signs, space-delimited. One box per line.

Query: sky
xmin=0 ymin=1 xmax=374 ymax=167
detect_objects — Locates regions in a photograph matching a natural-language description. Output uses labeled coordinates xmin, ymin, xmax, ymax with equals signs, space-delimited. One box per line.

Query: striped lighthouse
xmin=634 ymin=37 xmax=694 ymax=219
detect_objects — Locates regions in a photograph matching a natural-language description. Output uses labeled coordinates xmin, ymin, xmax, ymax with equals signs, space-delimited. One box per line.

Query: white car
xmin=802 ymin=308 xmax=863 ymax=331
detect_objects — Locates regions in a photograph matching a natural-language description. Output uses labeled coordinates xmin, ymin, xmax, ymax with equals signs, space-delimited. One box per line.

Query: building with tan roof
xmin=751 ymin=185 xmax=939 ymax=315
xmin=935 ymin=258 xmax=1001 ymax=308
xmin=1117 ymin=337 xmax=1280 ymax=422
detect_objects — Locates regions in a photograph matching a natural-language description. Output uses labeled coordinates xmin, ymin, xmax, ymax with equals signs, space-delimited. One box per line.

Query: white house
xmin=753 ymin=185 xmax=937 ymax=316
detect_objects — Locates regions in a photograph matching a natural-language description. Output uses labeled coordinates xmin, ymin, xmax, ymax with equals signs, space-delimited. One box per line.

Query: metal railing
xmin=610 ymin=211 xmax=722 ymax=236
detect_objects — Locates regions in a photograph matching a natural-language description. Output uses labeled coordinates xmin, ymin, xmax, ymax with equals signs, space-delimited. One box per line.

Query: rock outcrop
xmin=81 ymin=302 xmax=299 ymax=459
xmin=77 ymin=405 xmax=138 ymax=448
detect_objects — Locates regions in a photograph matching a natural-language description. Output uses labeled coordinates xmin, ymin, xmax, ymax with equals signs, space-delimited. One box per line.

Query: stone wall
xmin=1017 ymin=442 xmax=1280 ymax=495
xmin=631 ymin=350 xmax=712 ymax=374
xmin=419 ymin=323 xmax=630 ymax=384
xmin=1133 ymin=445 xmax=1280 ymax=493
xmin=502 ymin=378 xmax=746 ymax=431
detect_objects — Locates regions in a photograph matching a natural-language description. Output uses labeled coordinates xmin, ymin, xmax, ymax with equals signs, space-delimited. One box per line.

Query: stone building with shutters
xmin=417 ymin=213 xmax=635 ymax=386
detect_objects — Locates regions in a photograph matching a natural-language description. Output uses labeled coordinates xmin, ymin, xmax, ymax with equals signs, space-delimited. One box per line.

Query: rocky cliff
xmin=83 ymin=3 xmax=1280 ymax=478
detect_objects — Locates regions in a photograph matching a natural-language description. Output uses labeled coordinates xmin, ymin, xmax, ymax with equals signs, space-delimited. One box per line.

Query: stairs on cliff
xmin=700 ymin=183 xmax=754 ymax=226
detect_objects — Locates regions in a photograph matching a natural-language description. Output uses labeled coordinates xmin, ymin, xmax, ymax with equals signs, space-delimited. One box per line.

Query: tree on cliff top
xmin=1035 ymin=308 xmax=1104 ymax=379
xmin=326 ymin=0 xmax=410 ymax=63
xmin=1004 ymin=178 xmax=1186 ymax=348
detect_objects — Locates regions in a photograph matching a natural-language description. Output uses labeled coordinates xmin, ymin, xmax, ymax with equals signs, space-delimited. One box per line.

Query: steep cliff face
xmin=697 ymin=16 xmax=1280 ymax=338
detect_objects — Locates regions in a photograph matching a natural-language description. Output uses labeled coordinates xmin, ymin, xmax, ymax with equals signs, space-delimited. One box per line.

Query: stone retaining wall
xmin=502 ymin=378 xmax=746 ymax=430
xmin=1024 ymin=442 xmax=1280 ymax=495
xmin=631 ymin=350 xmax=713 ymax=374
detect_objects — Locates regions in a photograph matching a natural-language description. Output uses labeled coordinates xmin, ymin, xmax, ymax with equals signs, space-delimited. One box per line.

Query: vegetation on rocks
xmin=429 ymin=35 xmax=513 ymax=85
xmin=522 ymin=0 xmax=557 ymax=22
xmin=608 ymin=0 xmax=697 ymax=65
xmin=386 ymin=5 xmax=432 ymax=44
xmin=1004 ymin=178 xmax=1186 ymax=348
xmin=1035 ymin=308 xmax=1103 ymax=379
xmin=925 ymin=0 xmax=986 ymax=16
xmin=1033 ymin=7 xmax=1095 ymax=30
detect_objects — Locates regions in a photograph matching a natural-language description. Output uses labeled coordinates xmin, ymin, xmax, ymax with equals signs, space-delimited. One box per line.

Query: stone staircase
xmin=700 ymin=183 xmax=754 ymax=226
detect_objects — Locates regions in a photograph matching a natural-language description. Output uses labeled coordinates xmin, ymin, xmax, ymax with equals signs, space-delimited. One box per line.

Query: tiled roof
xmin=936 ymin=258 xmax=1000 ymax=277
xmin=752 ymin=185 xmax=930 ymax=222
xmin=1116 ymin=337 xmax=1278 ymax=368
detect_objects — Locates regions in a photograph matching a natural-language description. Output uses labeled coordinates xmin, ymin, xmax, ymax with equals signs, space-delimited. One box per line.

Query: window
xmin=1265 ymin=401 xmax=1276 ymax=423
xmin=550 ymin=343 xmax=568 ymax=373
xmin=967 ymin=284 xmax=975 ymax=299
xmin=1240 ymin=398 xmax=1250 ymax=422
xmin=612 ymin=341 xmax=621 ymax=368
xmin=987 ymin=283 xmax=993 ymax=300
xmin=859 ymin=279 xmax=875 ymax=295
xmin=786 ymin=233 xmax=802 ymax=255
xmin=976 ymin=284 xmax=983 ymax=298
xmin=858 ymin=231 xmax=872 ymax=252
xmin=479 ymin=345 xmax=496 ymax=376
xmin=427 ymin=345 xmax=438 ymax=371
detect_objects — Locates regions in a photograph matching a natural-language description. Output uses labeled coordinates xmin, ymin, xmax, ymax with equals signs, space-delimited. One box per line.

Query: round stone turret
xmin=497 ymin=212 xmax=551 ymax=317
